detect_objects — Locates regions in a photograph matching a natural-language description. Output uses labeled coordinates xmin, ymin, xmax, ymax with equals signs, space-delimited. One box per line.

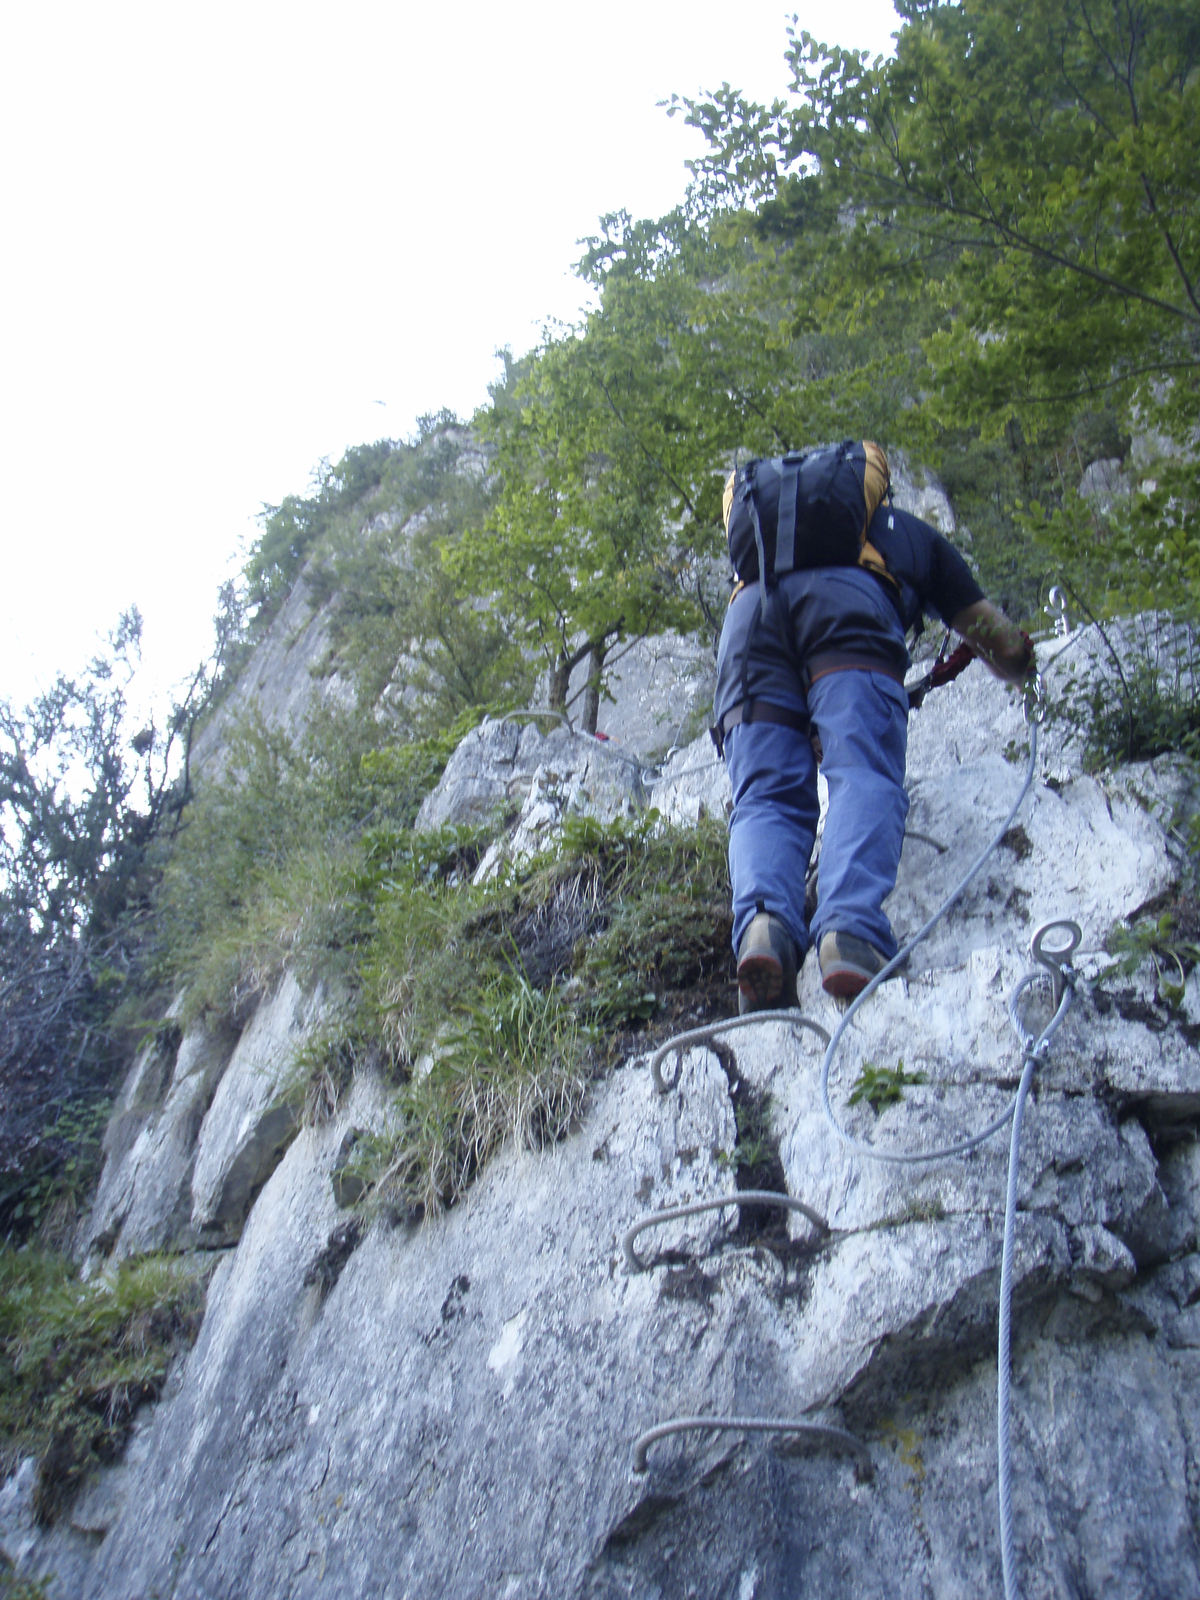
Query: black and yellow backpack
xmin=723 ymin=441 xmax=897 ymax=606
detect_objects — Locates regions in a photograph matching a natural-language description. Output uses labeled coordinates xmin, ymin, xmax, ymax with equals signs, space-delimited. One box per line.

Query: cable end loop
xmin=1023 ymin=671 xmax=1046 ymax=726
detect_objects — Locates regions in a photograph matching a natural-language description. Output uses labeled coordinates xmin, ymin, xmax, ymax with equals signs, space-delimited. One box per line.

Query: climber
xmin=713 ymin=499 xmax=1036 ymax=1013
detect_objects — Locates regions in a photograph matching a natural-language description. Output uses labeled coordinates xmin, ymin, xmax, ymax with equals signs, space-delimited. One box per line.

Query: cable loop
xmin=632 ymin=1416 xmax=873 ymax=1479
xmin=1044 ymin=586 xmax=1071 ymax=638
xmin=1029 ymin=919 xmax=1081 ymax=1010
xmin=1022 ymin=671 xmax=1046 ymax=726
xmin=622 ymin=1190 xmax=827 ymax=1273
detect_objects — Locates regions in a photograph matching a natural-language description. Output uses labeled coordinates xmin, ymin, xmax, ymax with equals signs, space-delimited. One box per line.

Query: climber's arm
xmin=950 ymin=599 xmax=1035 ymax=683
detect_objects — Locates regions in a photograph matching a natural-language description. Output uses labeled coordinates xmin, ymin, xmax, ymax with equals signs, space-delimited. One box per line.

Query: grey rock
xmin=72 ymin=1004 xmax=1200 ymax=1599
xmin=79 ymin=1015 xmax=241 ymax=1264
xmin=1079 ymin=455 xmax=1131 ymax=512
xmin=191 ymin=568 xmax=354 ymax=779
xmin=190 ymin=974 xmax=321 ymax=1243
xmin=80 ymin=978 xmax=322 ymax=1264
xmin=888 ymin=450 xmax=958 ymax=536
xmin=417 ymin=718 xmax=646 ymax=875
xmin=648 ymin=732 xmax=730 ymax=828
xmin=0 ymin=1454 xmax=107 ymax=1600
xmin=30 ymin=623 xmax=1200 ymax=1599
xmin=565 ymin=631 xmax=717 ymax=759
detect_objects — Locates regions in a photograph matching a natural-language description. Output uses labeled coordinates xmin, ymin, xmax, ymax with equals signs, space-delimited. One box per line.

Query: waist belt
xmin=804 ymin=652 xmax=907 ymax=689
xmin=710 ymin=698 xmax=809 ymax=758
xmin=710 ymin=655 xmax=908 ymax=759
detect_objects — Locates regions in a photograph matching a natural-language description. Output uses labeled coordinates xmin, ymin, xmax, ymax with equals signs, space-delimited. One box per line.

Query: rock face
xmin=417 ymin=716 xmax=650 ymax=882
xmin=11 ymin=629 xmax=1200 ymax=1599
xmin=79 ymin=975 xmax=323 ymax=1265
xmin=564 ymin=631 xmax=717 ymax=758
xmin=190 ymin=570 xmax=355 ymax=778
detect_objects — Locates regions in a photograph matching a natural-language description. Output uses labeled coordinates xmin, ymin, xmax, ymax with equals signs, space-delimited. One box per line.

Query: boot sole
xmin=820 ymin=967 xmax=873 ymax=1000
xmin=738 ymin=955 xmax=784 ymax=1011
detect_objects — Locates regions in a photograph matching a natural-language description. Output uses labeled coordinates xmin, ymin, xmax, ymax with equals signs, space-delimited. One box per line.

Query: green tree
xmin=685 ymin=0 xmax=1199 ymax=426
xmin=312 ymin=416 xmax=531 ymax=731
xmin=680 ymin=0 xmax=1199 ymax=613
xmin=455 ymin=205 xmax=935 ymax=729
xmin=455 ymin=310 xmax=721 ymax=731
xmin=0 ymin=613 xmax=208 ymax=1237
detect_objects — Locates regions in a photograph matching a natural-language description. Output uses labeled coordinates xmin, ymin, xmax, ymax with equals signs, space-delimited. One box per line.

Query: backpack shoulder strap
xmin=774 ymin=454 xmax=802 ymax=576
xmin=859 ymin=537 xmax=901 ymax=594
xmin=739 ymin=472 xmax=771 ymax=620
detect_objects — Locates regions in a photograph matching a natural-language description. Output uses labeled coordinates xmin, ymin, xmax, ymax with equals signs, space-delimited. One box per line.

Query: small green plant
xmin=4 ymin=1097 xmax=112 ymax=1244
xmin=1034 ymin=599 xmax=1200 ymax=773
xmin=0 ymin=1567 xmax=54 ymax=1599
xmin=0 ymin=1250 xmax=208 ymax=1523
xmin=717 ymin=1093 xmax=778 ymax=1183
xmin=848 ymin=1059 xmax=927 ymax=1113
xmin=568 ymin=814 xmax=731 ymax=1031
xmin=1101 ymin=901 xmax=1200 ymax=1008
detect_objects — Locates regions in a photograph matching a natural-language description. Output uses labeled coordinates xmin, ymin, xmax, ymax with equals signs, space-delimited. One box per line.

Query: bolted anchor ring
xmin=1031 ymin=919 xmax=1082 ymax=1010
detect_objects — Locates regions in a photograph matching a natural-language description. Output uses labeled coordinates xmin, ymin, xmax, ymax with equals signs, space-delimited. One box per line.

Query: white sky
xmin=0 ymin=0 xmax=900 ymax=709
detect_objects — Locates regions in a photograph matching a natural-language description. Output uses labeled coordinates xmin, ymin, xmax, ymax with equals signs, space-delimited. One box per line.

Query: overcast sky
xmin=1 ymin=0 xmax=900 ymax=709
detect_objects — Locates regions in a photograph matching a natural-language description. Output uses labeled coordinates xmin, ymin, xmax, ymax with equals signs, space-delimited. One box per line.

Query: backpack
xmin=722 ymin=441 xmax=896 ymax=605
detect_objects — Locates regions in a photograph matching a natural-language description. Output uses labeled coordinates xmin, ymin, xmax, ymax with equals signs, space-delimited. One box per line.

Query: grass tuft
xmin=365 ymin=974 xmax=590 ymax=1217
xmin=0 ymin=1250 xmax=209 ymax=1524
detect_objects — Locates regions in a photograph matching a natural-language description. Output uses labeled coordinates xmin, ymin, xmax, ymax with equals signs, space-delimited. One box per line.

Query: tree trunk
xmin=581 ymin=644 xmax=606 ymax=735
xmin=547 ymin=656 xmax=573 ymax=716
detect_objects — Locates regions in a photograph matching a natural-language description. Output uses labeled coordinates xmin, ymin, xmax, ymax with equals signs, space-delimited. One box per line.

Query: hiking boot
xmin=818 ymin=930 xmax=888 ymax=1002
xmin=737 ymin=912 xmax=799 ymax=1015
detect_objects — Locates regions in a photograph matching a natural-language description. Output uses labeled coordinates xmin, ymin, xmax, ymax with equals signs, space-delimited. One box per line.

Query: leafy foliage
xmin=0 ymin=613 xmax=210 ymax=1239
xmin=0 ymin=1250 xmax=207 ymax=1523
xmin=305 ymin=418 xmax=532 ymax=730
xmin=683 ymin=0 xmax=1199 ymax=423
xmin=245 ymin=438 xmax=398 ymax=623
xmin=1101 ymin=894 xmax=1200 ymax=1007
xmin=848 ymin=1058 xmax=927 ymax=1112
xmin=0 ymin=611 xmax=201 ymax=940
xmin=152 ymin=705 xmax=484 ymax=1027
xmin=677 ymin=0 xmax=1199 ymax=621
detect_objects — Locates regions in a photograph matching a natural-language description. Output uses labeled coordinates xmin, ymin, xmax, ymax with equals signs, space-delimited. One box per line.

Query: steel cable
xmin=630 ymin=673 xmax=1083 ymax=1595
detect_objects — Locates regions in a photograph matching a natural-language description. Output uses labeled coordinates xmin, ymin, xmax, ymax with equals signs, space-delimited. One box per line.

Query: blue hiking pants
xmin=725 ymin=669 xmax=910 ymax=961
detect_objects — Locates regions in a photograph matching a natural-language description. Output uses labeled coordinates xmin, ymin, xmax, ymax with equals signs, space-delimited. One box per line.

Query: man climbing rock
xmin=713 ymin=489 xmax=1035 ymax=1013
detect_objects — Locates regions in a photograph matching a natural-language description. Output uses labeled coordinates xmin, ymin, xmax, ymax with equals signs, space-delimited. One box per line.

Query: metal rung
xmin=623 ymin=1190 xmax=827 ymax=1273
xmin=650 ymin=1012 xmax=830 ymax=1093
xmin=632 ymin=1415 xmax=873 ymax=1479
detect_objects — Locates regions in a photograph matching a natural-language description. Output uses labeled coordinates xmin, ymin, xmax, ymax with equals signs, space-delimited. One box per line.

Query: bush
xmin=0 ymin=1250 xmax=208 ymax=1523
xmin=1046 ymin=611 xmax=1200 ymax=771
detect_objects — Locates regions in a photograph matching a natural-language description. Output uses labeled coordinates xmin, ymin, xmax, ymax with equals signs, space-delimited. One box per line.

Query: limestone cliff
xmin=5 ymin=623 xmax=1200 ymax=1600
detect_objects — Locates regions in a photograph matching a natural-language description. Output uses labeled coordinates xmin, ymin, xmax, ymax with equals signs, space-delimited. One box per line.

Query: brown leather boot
xmin=736 ymin=912 xmax=799 ymax=1015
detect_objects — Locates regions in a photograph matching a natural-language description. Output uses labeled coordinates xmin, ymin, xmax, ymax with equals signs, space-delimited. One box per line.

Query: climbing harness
xmin=626 ymin=668 xmax=1085 ymax=1598
xmin=497 ymin=611 xmax=991 ymax=798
